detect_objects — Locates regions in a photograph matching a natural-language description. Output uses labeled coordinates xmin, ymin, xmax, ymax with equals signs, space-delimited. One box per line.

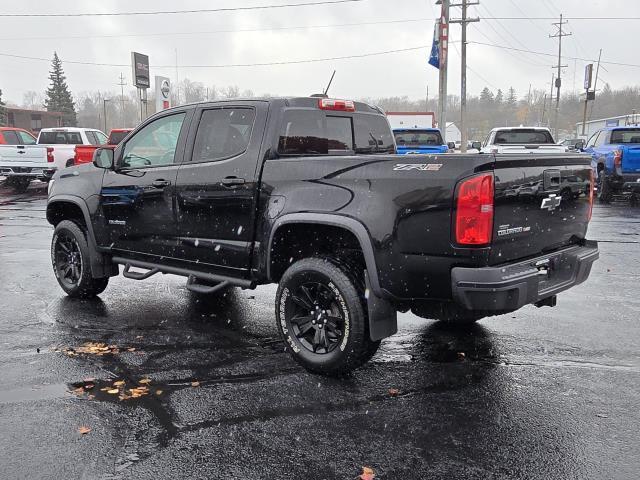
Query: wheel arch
xmin=47 ymin=195 xmax=116 ymax=278
xmin=267 ymin=213 xmax=382 ymax=297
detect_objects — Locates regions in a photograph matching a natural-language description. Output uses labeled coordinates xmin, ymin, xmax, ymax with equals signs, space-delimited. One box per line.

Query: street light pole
xmin=103 ymin=99 xmax=110 ymax=133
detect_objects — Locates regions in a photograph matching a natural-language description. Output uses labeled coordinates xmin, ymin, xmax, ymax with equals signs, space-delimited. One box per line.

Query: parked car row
xmin=0 ymin=127 xmax=132 ymax=192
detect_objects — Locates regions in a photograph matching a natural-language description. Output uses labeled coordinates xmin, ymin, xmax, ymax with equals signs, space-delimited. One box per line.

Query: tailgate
xmin=490 ymin=154 xmax=592 ymax=265
xmin=621 ymin=145 xmax=640 ymax=173
xmin=75 ymin=145 xmax=98 ymax=165
xmin=498 ymin=145 xmax=566 ymax=154
xmin=0 ymin=145 xmax=47 ymax=164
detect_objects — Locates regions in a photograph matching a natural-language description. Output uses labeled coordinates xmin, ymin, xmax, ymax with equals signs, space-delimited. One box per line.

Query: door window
xmin=121 ymin=113 xmax=186 ymax=168
xmin=17 ymin=131 xmax=36 ymax=145
xmin=85 ymin=131 xmax=99 ymax=145
xmin=95 ymin=131 xmax=108 ymax=144
xmin=595 ymin=131 xmax=608 ymax=147
xmin=586 ymin=132 xmax=599 ymax=148
xmin=192 ymin=108 xmax=255 ymax=162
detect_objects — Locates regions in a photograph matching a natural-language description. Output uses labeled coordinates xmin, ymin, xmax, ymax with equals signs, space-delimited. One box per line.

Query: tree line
xmin=2 ymin=52 xmax=640 ymax=140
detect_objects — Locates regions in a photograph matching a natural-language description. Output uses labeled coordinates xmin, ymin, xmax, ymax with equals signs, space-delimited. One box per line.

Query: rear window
xmin=494 ymin=130 xmax=554 ymax=144
xmin=278 ymin=110 xmax=394 ymax=156
xmin=38 ymin=131 xmax=83 ymax=144
xmin=108 ymin=131 xmax=130 ymax=145
xmin=18 ymin=131 xmax=36 ymax=145
xmin=394 ymin=130 xmax=443 ymax=146
xmin=610 ymin=129 xmax=640 ymax=144
xmin=2 ymin=130 xmax=21 ymax=145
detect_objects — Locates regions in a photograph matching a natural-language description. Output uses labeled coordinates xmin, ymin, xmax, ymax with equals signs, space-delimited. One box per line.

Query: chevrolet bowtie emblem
xmin=540 ymin=194 xmax=562 ymax=211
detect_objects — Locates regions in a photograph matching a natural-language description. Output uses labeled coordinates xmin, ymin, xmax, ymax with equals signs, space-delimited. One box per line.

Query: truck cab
xmin=393 ymin=128 xmax=449 ymax=154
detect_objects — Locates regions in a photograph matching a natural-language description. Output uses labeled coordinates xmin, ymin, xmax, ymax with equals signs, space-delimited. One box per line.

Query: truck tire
xmin=597 ymin=170 xmax=612 ymax=203
xmin=7 ymin=177 xmax=30 ymax=193
xmin=51 ymin=220 xmax=109 ymax=298
xmin=275 ymin=257 xmax=380 ymax=375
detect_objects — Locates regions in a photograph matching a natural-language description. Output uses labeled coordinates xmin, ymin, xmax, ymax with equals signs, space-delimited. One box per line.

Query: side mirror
xmin=447 ymin=142 xmax=456 ymax=150
xmin=471 ymin=141 xmax=482 ymax=150
xmin=574 ymin=140 xmax=584 ymax=151
xmin=93 ymin=148 xmax=114 ymax=169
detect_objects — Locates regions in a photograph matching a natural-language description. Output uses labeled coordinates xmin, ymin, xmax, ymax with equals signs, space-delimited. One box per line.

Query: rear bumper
xmin=607 ymin=173 xmax=640 ymax=194
xmin=0 ymin=166 xmax=56 ymax=179
xmin=451 ymin=241 xmax=599 ymax=311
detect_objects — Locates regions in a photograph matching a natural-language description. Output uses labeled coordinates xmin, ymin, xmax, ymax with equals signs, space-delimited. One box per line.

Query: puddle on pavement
xmin=0 ymin=383 xmax=69 ymax=404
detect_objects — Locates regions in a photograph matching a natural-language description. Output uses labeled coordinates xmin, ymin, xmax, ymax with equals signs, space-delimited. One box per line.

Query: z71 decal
xmin=393 ymin=163 xmax=443 ymax=172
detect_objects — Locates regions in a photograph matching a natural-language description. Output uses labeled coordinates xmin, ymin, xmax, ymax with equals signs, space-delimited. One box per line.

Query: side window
xmin=586 ymin=132 xmax=599 ymax=148
xmin=85 ymin=131 xmax=99 ymax=145
xmin=122 ymin=113 xmax=186 ymax=168
xmin=192 ymin=108 xmax=255 ymax=162
xmin=95 ymin=131 xmax=108 ymax=144
xmin=595 ymin=131 xmax=608 ymax=147
xmin=17 ymin=131 xmax=36 ymax=145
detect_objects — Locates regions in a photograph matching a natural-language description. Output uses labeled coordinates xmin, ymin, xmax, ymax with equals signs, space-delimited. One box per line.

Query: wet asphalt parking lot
xmin=0 ymin=180 xmax=638 ymax=480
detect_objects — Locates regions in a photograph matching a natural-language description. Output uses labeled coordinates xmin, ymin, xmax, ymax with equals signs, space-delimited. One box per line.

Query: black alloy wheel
xmin=287 ymin=281 xmax=345 ymax=354
xmin=276 ymin=257 xmax=380 ymax=375
xmin=51 ymin=220 xmax=109 ymax=298
xmin=54 ymin=232 xmax=83 ymax=289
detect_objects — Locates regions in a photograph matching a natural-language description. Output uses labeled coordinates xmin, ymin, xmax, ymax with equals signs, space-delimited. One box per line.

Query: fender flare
xmin=47 ymin=195 xmax=116 ymax=278
xmin=267 ymin=213 xmax=396 ymax=342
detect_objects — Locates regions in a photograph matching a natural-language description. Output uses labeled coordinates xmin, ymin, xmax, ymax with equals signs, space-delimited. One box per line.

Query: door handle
xmin=152 ymin=179 xmax=171 ymax=188
xmin=221 ymin=176 xmax=245 ymax=186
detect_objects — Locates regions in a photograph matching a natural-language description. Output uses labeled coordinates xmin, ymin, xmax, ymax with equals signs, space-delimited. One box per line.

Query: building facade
xmin=6 ymin=108 xmax=63 ymax=134
xmin=576 ymin=112 xmax=640 ymax=139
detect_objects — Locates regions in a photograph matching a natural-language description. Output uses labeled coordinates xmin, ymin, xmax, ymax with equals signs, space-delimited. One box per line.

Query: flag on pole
xmin=428 ymin=22 xmax=440 ymax=69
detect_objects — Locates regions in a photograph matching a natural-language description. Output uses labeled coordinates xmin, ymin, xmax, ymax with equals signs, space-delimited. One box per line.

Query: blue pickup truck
xmin=583 ymin=126 xmax=640 ymax=202
xmin=393 ymin=128 xmax=450 ymax=154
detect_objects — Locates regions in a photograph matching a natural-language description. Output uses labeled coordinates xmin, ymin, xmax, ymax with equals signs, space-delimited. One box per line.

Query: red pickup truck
xmin=73 ymin=128 xmax=132 ymax=165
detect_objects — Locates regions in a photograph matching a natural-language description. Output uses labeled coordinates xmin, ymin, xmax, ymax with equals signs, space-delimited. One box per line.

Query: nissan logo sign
xmin=161 ymin=80 xmax=170 ymax=99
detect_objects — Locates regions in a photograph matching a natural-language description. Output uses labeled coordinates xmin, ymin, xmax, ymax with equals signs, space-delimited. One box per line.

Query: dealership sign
xmin=131 ymin=52 xmax=150 ymax=89
xmin=155 ymin=76 xmax=171 ymax=111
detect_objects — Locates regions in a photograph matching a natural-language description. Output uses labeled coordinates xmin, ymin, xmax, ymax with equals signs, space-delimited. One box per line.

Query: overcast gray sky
xmin=0 ymin=0 xmax=638 ymax=105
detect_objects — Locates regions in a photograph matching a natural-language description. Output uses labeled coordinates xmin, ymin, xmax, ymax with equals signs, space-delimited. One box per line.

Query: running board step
xmin=112 ymin=256 xmax=253 ymax=290
xmin=186 ymin=276 xmax=230 ymax=294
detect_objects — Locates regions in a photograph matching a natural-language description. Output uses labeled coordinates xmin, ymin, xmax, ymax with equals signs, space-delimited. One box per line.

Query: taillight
xmin=455 ymin=173 xmax=494 ymax=246
xmin=588 ymin=170 xmax=594 ymax=222
xmin=46 ymin=147 xmax=54 ymax=163
xmin=317 ymin=98 xmax=355 ymax=112
xmin=613 ymin=149 xmax=622 ymax=169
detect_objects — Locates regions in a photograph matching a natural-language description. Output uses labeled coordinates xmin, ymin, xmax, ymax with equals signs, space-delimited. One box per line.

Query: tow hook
xmin=534 ymin=295 xmax=557 ymax=308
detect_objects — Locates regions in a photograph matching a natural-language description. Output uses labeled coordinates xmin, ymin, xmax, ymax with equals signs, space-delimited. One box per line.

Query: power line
xmin=468 ymin=41 xmax=640 ymax=69
xmin=0 ymin=45 xmax=429 ymax=69
xmin=0 ymin=0 xmax=365 ymax=17
xmin=0 ymin=17 xmax=434 ymax=42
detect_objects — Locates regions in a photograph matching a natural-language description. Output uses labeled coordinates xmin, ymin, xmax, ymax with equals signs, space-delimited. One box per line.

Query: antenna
xmin=323 ymin=70 xmax=336 ymax=96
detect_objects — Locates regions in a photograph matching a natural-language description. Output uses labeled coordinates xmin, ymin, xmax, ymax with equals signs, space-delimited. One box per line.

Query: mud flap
xmin=365 ymin=271 xmax=397 ymax=341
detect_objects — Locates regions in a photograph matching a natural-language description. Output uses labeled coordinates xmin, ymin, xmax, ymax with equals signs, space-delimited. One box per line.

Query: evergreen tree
xmin=506 ymin=87 xmax=518 ymax=108
xmin=44 ymin=52 xmax=76 ymax=126
xmin=479 ymin=87 xmax=494 ymax=105
xmin=495 ymin=89 xmax=504 ymax=106
xmin=0 ymin=89 xmax=6 ymax=126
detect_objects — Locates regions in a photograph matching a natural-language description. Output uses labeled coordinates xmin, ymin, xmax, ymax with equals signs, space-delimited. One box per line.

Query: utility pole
xmin=117 ymin=73 xmax=127 ymax=126
xmin=549 ymin=14 xmax=571 ymax=139
xmin=450 ymin=0 xmax=479 ymax=152
xmin=436 ymin=0 xmax=450 ymax=142
xmin=103 ymin=98 xmax=110 ymax=132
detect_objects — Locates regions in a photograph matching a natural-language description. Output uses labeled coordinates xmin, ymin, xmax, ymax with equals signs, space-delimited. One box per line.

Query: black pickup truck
xmin=46 ymin=97 xmax=599 ymax=374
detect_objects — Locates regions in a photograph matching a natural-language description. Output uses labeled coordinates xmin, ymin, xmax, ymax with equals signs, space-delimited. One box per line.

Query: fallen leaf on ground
xmin=78 ymin=426 xmax=91 ymax=435
xmin=59 ymin=342 xmax=120 ymax=357
xmin=138 ymin=378 xmax=151 ymax=384
xmin=359 ymin=466 xmax=375 ymax=480
xmin=113 ymin=380 xmax=125 ymax=387
xmin=191 ymin=381 xmax=200 ymax=387
xmin=127 ymin=347 xmax=136 ymax=352
xmin=457 ymin=352 xmax=466 ymax=360
xmin=107 ymin=389 xmax=119 ymax=394
xmin=155 ymin=390 xmax=163 ymax=395
xmin=388 ymin=388 xmax=400 ymax=397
